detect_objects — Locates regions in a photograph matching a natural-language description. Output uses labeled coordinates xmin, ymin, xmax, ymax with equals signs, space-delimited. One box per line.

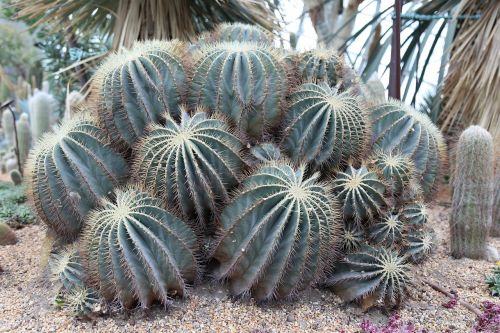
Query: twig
xmin=423 ymin=279 xmax=482 ymax=317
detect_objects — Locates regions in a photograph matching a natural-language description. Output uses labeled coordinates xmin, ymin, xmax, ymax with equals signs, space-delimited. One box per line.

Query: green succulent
xmin=400 ymin=202 xmax=428 ymax=226
xmin=341 ymin=221 xmax=365 ymax=253
xmin=370 ymin=149 xmax=414 ymax=195
xmin=49 ymin=245 xmax=84 ymax=291
xmin=369 ymin=100 xmax=446 ymax=199
xmin=333 ymin=165 xmax=386 ymax=221
xmin=83 ymin=186 xmax=199 ymax=309
xmin=404 ymin=229 xmax=436 ymax=263
xmin=295 ymin=48 xmax=342 ymax=87
xmin=94 ymin=40 xmax=188 ymax=150
xmin=213 ymin=161 xmax=341 ymax=302
xmin=368 ymin=212 xmax=404 ymax=246
xmin=26 ymin=114 xmax=129 ymax=241
xmin=250 ymin=142 xmax=281 ymax=163
xmin=281 ymin=82 xmax=369 ymax=168
xmin=325 ymin=245 xmax=411 ymax=308
xmin=134 ymin=109 xmax=245 ymax=233
xmin=188 ymin=42 xmax=288 ymax=141
xmin=61 ymin=287 xmax=100 ymax=317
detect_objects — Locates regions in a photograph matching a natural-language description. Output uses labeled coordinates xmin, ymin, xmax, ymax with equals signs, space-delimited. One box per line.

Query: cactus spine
xmin=450 ymin=126 xmax=494 ymax=259
xmin=16 ymin=113 xmax=31 ymax=166
xmin=30 ymin=91 xmax=54 ymax=142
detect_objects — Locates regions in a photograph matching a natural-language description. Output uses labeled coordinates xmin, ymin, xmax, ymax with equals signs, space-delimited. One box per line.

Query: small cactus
xmin=404 ymin=228 xmax=436 ymax=263
xmin=450 ymin=126 xmax=494 ymax=259
xmin=211 ymin=23 xmax=273 ymax=44
xmin=368 ymin=212 xmax=404 ymax=246
xmin=29 ymin=91 xmax=54 ymax=142
xmin=49 ymin=246 xmax=84 ymax=291
xmin=2 ymin=110 xmax=15 ymax=146
xmin=340 ymin=222 xmax=365 ymax=253
xmin=370 ymin=149 xmax=414 ymax=196
xmin=61 ymin=287 xmax=99 ymax=317
xmin=9 ymin=169 xmax=22 ymax=185
xmin=400 ymin=202 xmax=428 ymax=226
xmin=16 ymin=113 xmax=31 ymax=166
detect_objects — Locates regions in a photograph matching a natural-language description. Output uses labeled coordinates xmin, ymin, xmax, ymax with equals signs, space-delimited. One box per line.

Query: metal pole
xmin=389 ymin=0 xmax=402 ymax=99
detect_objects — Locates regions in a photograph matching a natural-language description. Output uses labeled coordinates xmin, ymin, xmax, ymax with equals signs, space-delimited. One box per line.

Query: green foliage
xmin=325 ymin=245 xmax=411 ymax=308
xmin=94 ymin=40 xmax=188 ymax=150
xmin=26 ymin=114 xmax=129 ymax=241
xmin=368 ymin=212 xmax=404 ymax=246
xmin=83 ymin=186 xmax=199 ymax=309
xmin=281 ymin=82 xmax=369 ymax=168
xmin=486 ymin=263 xmax=500 ymax=297
xmin=213 ymin=161 xmax=341 ymax=301
xmin=0 ymin=182 xmax=34 ymax=227
xmin=188 ymin=42 xmax=288 ymax=141
xmin=404 ymin=229 xmax=435 ymax=264
xmin=369 ymin=100 xmax=446 ymax=199
xmin=134 ymin=109 xmax=244 ymax=233
xmin=333 ymin=165 xmax=386 ymax=221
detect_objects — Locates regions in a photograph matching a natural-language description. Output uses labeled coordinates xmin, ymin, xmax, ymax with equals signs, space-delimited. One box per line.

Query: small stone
xmin=286 ymin=314 xmax=295 ymax=322
xmin=484 ymin=244 xmax=500 ymax=262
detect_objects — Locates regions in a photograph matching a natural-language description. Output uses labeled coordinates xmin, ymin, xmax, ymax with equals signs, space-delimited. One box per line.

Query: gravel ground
xmin=1 ymin=192 xmax=499 ymax=333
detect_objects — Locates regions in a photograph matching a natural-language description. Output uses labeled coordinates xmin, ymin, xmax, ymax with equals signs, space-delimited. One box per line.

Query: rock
xmin=484 ymin=244 xmax=500 ymax=262
xmin=286 ymin=314 xmax=295 ymax=322
xmin=0 ymin=223 xmax=17 ymax=245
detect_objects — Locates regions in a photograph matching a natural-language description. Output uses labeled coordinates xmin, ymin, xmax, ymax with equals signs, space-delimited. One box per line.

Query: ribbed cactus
xmin=362 ymin=77 xmax=386 ymax=105
xmin=250 ymin=142 xmax=281 ymax=163
xmin=368 ymin=212 xmax=404 ymax=246
xmin=281 ymin=82 xmax=369 ymax=168
xmin=333 ymin=165 xmax=386 ymax=221
xmin=2 ymin=110 xmax=15 ymax=146
xmin=370 ymin=149 xmax=414 ymax=196
xmin=26 ymin=114 xmax=129 ymax=241
xmin=134 ymin=109 xmax=245 ymax=233
xmin=30 ymin=91 xmax=54 ymax=142
xmin=189 ymin=42 xmax=288 ymax=141
xmin=9 ymin=169 xmax=22 ymax=185
xmin=492 ymin=175 xmax=500 ymax=237
xmin=341 ymin=222 xmax=365 ymax=253
xmin=369 ymin=100 xmax=446 ymax=199
xmin=404 ymin=229 xmax=435 ymax=263
xmin=62 ymin=287 xmax=99 ymax=317
xmin=400 ymin=202 xmax=428 ymax=226
xmin=16 ymin=113 xmax=31 ymax=166
xmin=325 ymin=245 xmax=410 ymax=308
xmin=49 ymin=246 xmax=84 ymax=291
xmin=213 ymin=162 xmax=341 ymax=301
xmin=212 ymin=23 xmax=273 ymax=43
xmin=64 ymin=91 xmax=84 ymax=120
xmin=450 ymin=126 xmax=494 ymax=259
xmin=94 ymin=40 xmax=188 ymax=150
xmin=83 ymin=186 xmax=199 ymax=309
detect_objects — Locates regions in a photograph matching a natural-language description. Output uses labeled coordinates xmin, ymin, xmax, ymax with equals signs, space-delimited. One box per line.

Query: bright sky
xmin=280 ymin=0 xmax=446 ymax=107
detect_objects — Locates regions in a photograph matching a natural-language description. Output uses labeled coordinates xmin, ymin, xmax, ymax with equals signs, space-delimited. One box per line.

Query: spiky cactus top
xmin=369 ymin=100 xmax=446 ymax=198
xmin=94 ymin=40 xmax=188 ymax=150
xmin=188 ymin=42 xmax=288 ymax=141
xmin=213 ymin=161 xmax=341 ymax=301
xmin=212 ymin=23 xmax=273 ymax=44
xmin=83 ymin=186 xmax=199 ymax=309
xmin=281 ymin=82 xmax=369 ymax=168
xmin=370 ymin=149 xmax=414 ymax=195
xmin=134 ymin=109 xmax=245 ymax=233
xmin=26 ymin=114 xmax=129 ymax=240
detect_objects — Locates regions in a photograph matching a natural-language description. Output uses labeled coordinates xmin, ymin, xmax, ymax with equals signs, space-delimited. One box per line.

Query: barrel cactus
xmin=49 ymin=246 xmax=84 ymax=291
xmin=404 ymin=229 xmax=435 ymax=263
xmin=368 ymin=212 xmax=404 ymax=246
xmin=83 ymin=186 xmax=199 ymax=309
xmin=250 ymin=142 xmax=281 ymax=163
xmin=94 ymin=40 xmax=188 ymax=150
xmin=61 ymin=287 xmax=99 ymax=317
xmin=295 ymin=48 xmax=342 ymax=87
xmin=26 ymin=114 xmax=129 ymax=240
xmin=333 ymin=164 xmax=386 ymax=221
xmin=325 ymin=245 xmax=411 ymax=308
xmin=212 ymin=162 xmax=341 ymax=301
xmin=341 ymin=222 xmax=365 ymax=253
xmin=369 ymin=100 xmax=446 ymax=198
xmin=188 ymin=42 xmax=288 ymax=141
xmin=134 ymin=109 xmax=245 ymax=233
xmin=30 ymin=91 xmax=54 ymax=142
xmin=211 ymin=23 xmax=272 ymax=44
xmin=450 ymin=126 xmax=494 ymax=259
xmin=400 ymin=202 xmax=428 ymax=226
xmin=370 ymin=149 xmax=414 ymax=195
xmin=281 ymin=82 xmax=369 ymax=168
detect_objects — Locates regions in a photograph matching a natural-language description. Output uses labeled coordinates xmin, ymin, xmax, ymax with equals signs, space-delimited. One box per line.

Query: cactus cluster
xmin=25 ymin=23 xmax=445 ymax=313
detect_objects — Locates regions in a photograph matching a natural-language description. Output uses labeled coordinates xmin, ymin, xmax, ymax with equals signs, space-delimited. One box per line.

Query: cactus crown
xmin=368 ymin=212 xmax=404 ymax=246
xmin=404 ymin=229 xmax=435 ymax=263
xmin=341 ymin=222 xmax=365 ymax=253
xmin=189 ymin=41 xmax=288 ymax=141
xmin=134 ymin=107 xmax=245 ymax=233
xmin=49 ymin=245 xmax=84 ymax=291
xmin=282 ymin=82 xmax=369 ymax=168
xmin=400 ymin=202 xmax=428 ymax=226
xmin=213 ymin=161 xmax=341 ymax=301
xmin=213 ymin=23 xmax=273 ymax=44
xmin=370 ymin=149 xmax=414 ymax=195
xmin=333 ymin=164 xmax=386 ymax=221
xmin=83 ymin=185 xmax=199 ymax=309
xmin=296 ymin=48 xmax=342 ymax=86
xmin=250 ymin=142 xmax=281 ymax=162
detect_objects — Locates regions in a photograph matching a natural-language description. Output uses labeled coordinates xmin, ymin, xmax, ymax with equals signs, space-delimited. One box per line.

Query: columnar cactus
xmin=213 ymin=162 xmax=341 ymax=301
xmin=492 ymin=175 xmax=500 ymax=237
xmin=64 ymin=91 xmax=85 ymax=120
xmin=189 ymin=42 xmax=288 ymax=141
xmin=369 ymin=100 xmax=446 ymax=198
xmin=2 ymin=110 xmax=15 ymax=146
xmin=16 ymin=113 xmax=31 ymax=166
xmin=450 ymin=126 xmax=494 ymax=259
xmin=211 ymin=23 xmax=273 ymax=43
xmin=26 ymin=114 xmax=129 ymax=240
xmin=333 ymin=165 xmax=386 ymax=221
xmin=325 ymin=245 xmax=411 ymax=308
xmin=134 ymin=109 xmax=245 ymax=233
xmin=94 ymin=40 xmax=188 ymax=150
xmin=281 ymin=82 xmax=369 ymax=168
xmin=83 ymin=186 xmax=199 ymax=309
xmin=30 ymin=91 xmax=54 ymax=142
